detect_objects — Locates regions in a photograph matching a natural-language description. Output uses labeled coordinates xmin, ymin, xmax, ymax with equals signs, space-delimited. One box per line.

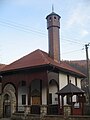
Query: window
xmin=22 ymin=95 xmax=26 ymax=105
xmin=4 ymin=94 xmax=10 ymax=101
xmin=49 ymin=93 xmax=52 ymax=104
xmin=67 ymin=75 xmax=69 ymax=84
xmin=75 ymin=77 xmax=77 ymax=86
xmin=22 ymin=81 xmax=26 ymax=86
xmin=54 ymin=16 xmax=56 ymax=19
xmin=49 ymin=17 xmax=52 ymax=21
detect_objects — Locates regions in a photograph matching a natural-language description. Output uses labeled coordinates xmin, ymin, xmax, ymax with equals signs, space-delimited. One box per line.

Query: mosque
xmin=0 ymin=10 xmax=86 ymax=117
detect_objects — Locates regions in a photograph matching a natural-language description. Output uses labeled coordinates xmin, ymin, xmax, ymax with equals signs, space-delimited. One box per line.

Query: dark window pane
xmin=22 ymin=95 xmax=26 ymax=105
xmin=22 ymin=81 xmax=26 ymax=86
xmin=49 ymin=93 xmax=52 ymax=104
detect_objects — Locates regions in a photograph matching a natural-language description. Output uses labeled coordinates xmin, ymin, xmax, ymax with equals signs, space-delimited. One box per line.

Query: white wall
xmin=69 ymin=76 xmax=75 ymax=85
xmin=77 ymin=78 xmax=81 ymax=88
xmin=59 ymin=72 xmax=82 ymax=106
xmin=18 ymin=86 xmax=28 ymax=111
xmin=42 ymin=82 xmax=47 ymax=105
xmin=59 ymin=73 xmax=67 ymax=89
xmin=49 ymin=83 xmax=58 ymax=104
xmin=58 ymin=73 xmax=68 ymax=105
xmin=48 ymin=72 xmax=59 ymax=104
xmin=59 ymin=73 xmax=82 ymax=89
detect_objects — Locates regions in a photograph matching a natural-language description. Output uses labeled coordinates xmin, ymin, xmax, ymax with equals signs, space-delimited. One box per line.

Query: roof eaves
xmin=0 ymin=64 xmax=50 ymax=74
xmin=49 ymin=62 xmax=86 ymax=78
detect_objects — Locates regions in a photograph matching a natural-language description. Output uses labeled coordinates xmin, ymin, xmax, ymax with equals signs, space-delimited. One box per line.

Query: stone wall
xmin=0 ymin=95 xmax=3 ymax=118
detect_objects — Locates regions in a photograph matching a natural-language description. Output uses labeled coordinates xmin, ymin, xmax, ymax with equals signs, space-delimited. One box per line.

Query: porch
xmin=15 ymin=104 xmax=59 ymax=115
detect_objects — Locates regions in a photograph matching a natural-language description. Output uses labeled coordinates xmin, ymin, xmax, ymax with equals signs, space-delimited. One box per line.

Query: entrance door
xmin=32 ymin=96 xmax=40 ymax=105
xmin=30 ymin=80 xmax=41 ymax=114
xmin=3 ymin=94 xmax=11 ymax=117
xmin=31 ymin=96 xmax=40 ymax=114
xmin=4 ymin=104 xmax=11 ymax=117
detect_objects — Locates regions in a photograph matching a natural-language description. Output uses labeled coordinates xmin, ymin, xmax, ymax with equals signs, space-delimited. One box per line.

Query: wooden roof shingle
xmin=56 ymin=83 xmax=85 ymax=95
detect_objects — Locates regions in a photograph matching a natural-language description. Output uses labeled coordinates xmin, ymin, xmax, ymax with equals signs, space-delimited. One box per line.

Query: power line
xmin=61 ymin=37 xmax=84 ymax=45
xmin=0 ymin=18 xmax=87 ymax=46
xmin=0 ymin=20 xmax=46 ymax=36
xmin=0 ymin=17 xmax=44 ymax=33
xmin=61 ymin=48 xmax=84 ymax=55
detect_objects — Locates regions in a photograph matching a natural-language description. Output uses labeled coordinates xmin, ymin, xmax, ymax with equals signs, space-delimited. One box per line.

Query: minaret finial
xmin=52 ymin=4 xmax=54 ymax=12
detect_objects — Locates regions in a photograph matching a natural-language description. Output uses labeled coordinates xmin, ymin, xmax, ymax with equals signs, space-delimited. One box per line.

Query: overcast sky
xmin=0 ymin=0 xmax=90 ymax=64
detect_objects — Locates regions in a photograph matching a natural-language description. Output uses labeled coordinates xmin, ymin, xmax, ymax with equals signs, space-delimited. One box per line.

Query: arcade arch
xmin=3 ymin=84 xmax=16 ymax=117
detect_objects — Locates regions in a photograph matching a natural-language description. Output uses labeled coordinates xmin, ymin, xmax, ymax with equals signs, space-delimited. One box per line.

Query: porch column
xmin=28 ymin=84 xmax=31 ymax=114
xmin=61 ymin=95 xmax=64 ymax=115
xmin=70 ymin=95 xmax=73 ymax=115
xmin=71 ymin=95 xmax=73 ymax=115
xmin=58 ymin=95 xmax=60 ymax=114
xmin=47 ymin=71 xmax=49 ymax=114
xmin=82 ymin=94 xmax=85 ymax=115
xmin=15 ymin=85 xmax=18 ymax=112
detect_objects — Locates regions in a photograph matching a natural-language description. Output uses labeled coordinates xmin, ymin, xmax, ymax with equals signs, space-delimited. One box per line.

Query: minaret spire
xmin=52 ymin=4 xmax=54 ymax=12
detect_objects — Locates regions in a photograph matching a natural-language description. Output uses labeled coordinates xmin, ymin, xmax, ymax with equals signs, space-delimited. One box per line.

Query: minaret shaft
xmin=46 ymin=12 xmax=61 ymax=62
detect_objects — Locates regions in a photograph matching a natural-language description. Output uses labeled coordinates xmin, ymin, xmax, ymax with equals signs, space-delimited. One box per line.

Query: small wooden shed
xmin=56 ymin=82 xmax=85 ymax=115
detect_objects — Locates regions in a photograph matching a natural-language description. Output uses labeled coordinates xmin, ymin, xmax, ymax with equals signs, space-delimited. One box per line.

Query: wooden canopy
xmin=56 ymin=83 xmax=85 ymax=115
xmin=56 ymin=82 xmax=85 ymax=95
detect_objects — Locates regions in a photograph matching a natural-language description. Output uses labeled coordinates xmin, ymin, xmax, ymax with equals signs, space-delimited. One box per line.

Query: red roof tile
xmin=1 ymin=49 xmax=86 ymax=77
xmin=0 ymin=64 xmax=6 ymax=70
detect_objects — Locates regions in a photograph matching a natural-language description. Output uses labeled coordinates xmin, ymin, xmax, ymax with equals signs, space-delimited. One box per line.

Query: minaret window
xmin=54 ymin=16 xmax=56 ymax=19
xmin=49 ymin=17 xmax=52 ymax=21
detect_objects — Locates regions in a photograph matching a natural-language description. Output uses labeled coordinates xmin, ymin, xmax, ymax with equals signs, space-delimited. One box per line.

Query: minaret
xmin=46 ymin=9 xmax=61 ymax=62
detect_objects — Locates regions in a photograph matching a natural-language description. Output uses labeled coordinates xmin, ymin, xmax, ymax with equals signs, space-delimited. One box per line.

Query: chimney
xmin=46 ymin=11 xmax=61 ymax=62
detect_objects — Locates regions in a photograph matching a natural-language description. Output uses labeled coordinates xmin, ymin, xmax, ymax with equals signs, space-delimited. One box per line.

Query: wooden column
xmin=58 ymin=95 xmax=60 ymax=114
xmin=71 ymin=95 xmax=73 ymax=115
xmin=28 ymin=84 xmax=30 ymax=105
xmin=15 ymin=85 xmax=18 ymax=112
xmin=82 ymin=94 xmax=84 ymax=115
xmin=46 ymin=72 xmax=48 ymax=105
xmin=61 ymin=95 xmax=64 ymax=115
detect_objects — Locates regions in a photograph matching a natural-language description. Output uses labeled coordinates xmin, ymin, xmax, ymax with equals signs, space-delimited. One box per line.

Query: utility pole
xmin=85 ymin=43 xmax=90 ymax=104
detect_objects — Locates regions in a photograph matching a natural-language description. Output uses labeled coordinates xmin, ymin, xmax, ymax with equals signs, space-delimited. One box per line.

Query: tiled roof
xmin=56 ymin=83 xmax=85 ymax=95
xmin=46 ymin=12 xmax=61 ymax=19
xmin=0 ymin=64 xmax=6 ymax=70
xmin=1 ymin=49 xmax=86 ymax=77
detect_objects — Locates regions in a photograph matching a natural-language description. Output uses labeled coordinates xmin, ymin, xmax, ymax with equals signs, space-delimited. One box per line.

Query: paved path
xmin=0 ymin=118 xmax=11 ymax=120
